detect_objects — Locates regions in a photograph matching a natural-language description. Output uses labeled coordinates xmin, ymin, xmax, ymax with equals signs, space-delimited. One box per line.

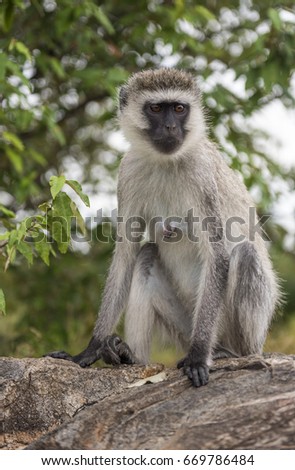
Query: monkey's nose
xmin=165 ymin=123 xmax=176 ymax=131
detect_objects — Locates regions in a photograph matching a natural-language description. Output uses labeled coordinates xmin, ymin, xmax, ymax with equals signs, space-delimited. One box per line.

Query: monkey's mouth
xmin=152 ymin=137 xmax=182 ymax=154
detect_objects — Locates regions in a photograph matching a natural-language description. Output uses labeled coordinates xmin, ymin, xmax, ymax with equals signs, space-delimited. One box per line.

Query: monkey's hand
xmin=100 ymin=334 xmax=137 ymax=365
xmin=177 ymin=355 xmax=209 ymax=387
xmin=45 ymin=335 xmax=137 ymax=368
xmin=45 ymin=336 xmax=102 ymax=367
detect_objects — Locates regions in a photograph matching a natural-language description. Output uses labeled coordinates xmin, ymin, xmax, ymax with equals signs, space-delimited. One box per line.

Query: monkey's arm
xmin=46 ymin=188 xmax=145 ymax=367
xmin=90 ymin=234 xmax=143 ymax=366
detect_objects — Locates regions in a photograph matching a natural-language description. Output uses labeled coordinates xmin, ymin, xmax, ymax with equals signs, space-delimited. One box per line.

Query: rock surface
xmin=1 ymin=354 xmax=295 ymax=450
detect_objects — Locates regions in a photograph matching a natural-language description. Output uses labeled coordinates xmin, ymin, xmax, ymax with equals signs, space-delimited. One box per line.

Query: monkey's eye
xmin=150 ymin=104 xmax=162 ymax=113
xmin=174 ymin=104 xmax=185 ymax=113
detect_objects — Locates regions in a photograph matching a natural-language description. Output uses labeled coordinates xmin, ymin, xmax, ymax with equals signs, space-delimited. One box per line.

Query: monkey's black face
xmin=143 ymin=101 xmax=190 ymax=154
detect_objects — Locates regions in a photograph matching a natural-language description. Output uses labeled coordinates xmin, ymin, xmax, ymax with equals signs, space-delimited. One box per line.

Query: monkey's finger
xmin=117 ymin=342 xmax=137 ymax=364
xmin=191 ymin=365 xmax=209 ymax=388
xmin=100 ymin=347 xmax=121 ymax=365
xmin=183 ymin=365 xmax=193 ymax=380
xmin=101 ymin=335 xmax=137 ymax=365
xmin=44 ymin=351 xmax=74 ymax=361
xmin=100 ymin=335 xmax=124 ymax=365
xmin=105 ymin=334 xmax=122 ymax=350
xmin=191 ymin=368 xmax=201 ymax=387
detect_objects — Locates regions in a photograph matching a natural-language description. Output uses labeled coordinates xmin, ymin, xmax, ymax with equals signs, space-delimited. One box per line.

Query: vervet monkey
xmin=48 ymin=68 xmax=280 ymax=387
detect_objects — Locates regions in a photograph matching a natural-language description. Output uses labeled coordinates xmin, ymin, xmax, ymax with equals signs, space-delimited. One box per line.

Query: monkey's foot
xmin=177 ymin=356 xmax=209 ymax=387
xmin=100 ymin=335 xmax=137 ymax=365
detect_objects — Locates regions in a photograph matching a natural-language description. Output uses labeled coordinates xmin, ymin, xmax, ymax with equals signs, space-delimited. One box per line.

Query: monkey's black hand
xmin=45 ymin=336 xmax=102 ymax=368
xmin=177 ymin=355 xmax=209 ymax=387
xmin=100 ymin=334 xmax=137 ymax=365
xmin=71 ymin=336 xmax=102 ymax=367
xmin=45 ymin=335 xmax=137 ymax=368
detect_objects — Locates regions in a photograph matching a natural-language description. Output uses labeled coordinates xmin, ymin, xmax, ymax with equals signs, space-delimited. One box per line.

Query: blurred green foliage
xmin=0 ymin=0 xmax=295 ymax=358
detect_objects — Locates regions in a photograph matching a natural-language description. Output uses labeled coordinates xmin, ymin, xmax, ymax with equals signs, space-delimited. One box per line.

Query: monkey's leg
xmin=225 ymin=241 xmax=275 ymax=356
xmin=125 ymin=243 xmax=190 ymax=364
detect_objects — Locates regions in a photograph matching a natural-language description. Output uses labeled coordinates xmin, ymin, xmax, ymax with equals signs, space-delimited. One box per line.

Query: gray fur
xmin=92 ymin=68 xmax=280 ymax=385
xmin=120 ymin=68 xmax=200 ymax=103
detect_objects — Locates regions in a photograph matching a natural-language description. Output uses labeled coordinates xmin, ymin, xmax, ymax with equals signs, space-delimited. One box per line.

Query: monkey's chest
xmin=136 ymin=179 xmax=203 ymax=300
xmin=144 ymin=206 xmax=203 ymax=302
xmin=158 ymin=238 xmax=203 ymax=306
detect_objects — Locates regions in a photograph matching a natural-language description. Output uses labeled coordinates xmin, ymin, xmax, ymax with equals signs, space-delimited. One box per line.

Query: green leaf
xmin=29 ymin=149 xmax=46 ymax=166
xmin=17 ymin=217 xmax=34 ymax=242
xmin=17 ymin=240 xmax=33 ymax=266
xmin=5 ymin=245 xmax=16 ymax=270
xmin=52 ymin=192 xmax=73 ymax=221
xmin=194 ymin=5 xmax=215 ymax=22
xmin=66 ymin=180 xmax=90 ymax=207
xmin=91 ymin=6 xmax=115 ymax=35
xmin=50 ymin=124 xmax=66 ymax=145
xmin=3 ymin=131 xmax=24 ymax=151
xmin=6 ymin=148 xmax=23 ymax=173
xmin=0 ymin=232 xmax=9 ymax=241
xmin=50 ymin=175 xmax=66 ymax=200
xmin=38 ymin=202 xmax=51 ymax=213
xmin=70 ymin=200 xmax=87 ymax=236
xmin=268 ymin=8 xmax=282 ymax=31
xmin=0 ymin=204 xmax=15 ymax=218
xmin=8 ymin=229 xmax=18 ymax=248
xmin=34 ymin=239 xmax=51 ymax=266
xmin=49 ymin=57 xmax=66 ymax=79
xmin=17 ymin=220 xmax=28 ymax=242
xmin=15 ymin=41 xmax=32 ymax=62
xmin=51 ymin=192 xmax=73 ymax=253
xmin=0 ymin=289 xmax=6 ymax=315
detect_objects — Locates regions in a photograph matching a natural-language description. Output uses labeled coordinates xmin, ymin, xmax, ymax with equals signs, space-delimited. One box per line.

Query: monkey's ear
xmin=119 ymin=86 xmax=128 ymax=111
